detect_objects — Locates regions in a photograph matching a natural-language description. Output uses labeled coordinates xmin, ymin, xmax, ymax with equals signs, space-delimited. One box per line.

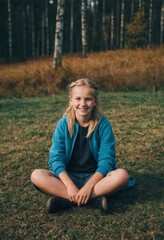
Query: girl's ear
xmin=70 ymin=98 xmax=73 ymax=105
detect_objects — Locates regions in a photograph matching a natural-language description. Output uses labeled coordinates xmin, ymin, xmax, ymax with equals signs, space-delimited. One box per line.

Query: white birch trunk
xmin=45 ymin=0 xmax=50 ymax=55
xmin=92 ymin=0 xmax=97 ymax=51
xmin=22 ymin=8 xmax=27 ymax=58
xmin=138 ymin=0 xmax=142 ymax=10
xmin=53 ymin=0 xmax=65 ymax=68
xmin=120 ymin=0 xmax=125 ymax=49
xmin=111 ymin=9 xmax=114 ymax=50
xmin=148 ymin=0 xmax=153 ymax=47
xmin=31 ymin=0 xmax=35 ymax=58
xmin=8 ymin=0 xmax=13 ymax=60
xmin=81 ymin=0 xmax=87 ymax=56
xmin=160 ymin=0 xmax=164 ymax=44
xmin=42 ymin=13 xmax=45 ymax=56
xmin=116 ymin=0 xmax=120 ymax=48
xmin=70 ymin=0 xmax=74 ymax=53
xmin=102 ymin=0 xmax=108 ymax=50
xmin=131 ymin=0 xmax=134 ymax=18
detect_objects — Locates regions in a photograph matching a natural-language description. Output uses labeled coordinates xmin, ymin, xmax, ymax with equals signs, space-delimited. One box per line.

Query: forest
xmin=0 ymin=0 xmax=164 ymax=63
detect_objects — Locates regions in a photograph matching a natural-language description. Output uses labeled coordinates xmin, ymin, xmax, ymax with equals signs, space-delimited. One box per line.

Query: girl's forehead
xmin=71 ymin=85 xmax=95 ymax=95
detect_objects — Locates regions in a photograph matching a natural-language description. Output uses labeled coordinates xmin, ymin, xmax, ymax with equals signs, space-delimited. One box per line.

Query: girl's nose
xmin=80 ymin=99 xmax=86 ymax=105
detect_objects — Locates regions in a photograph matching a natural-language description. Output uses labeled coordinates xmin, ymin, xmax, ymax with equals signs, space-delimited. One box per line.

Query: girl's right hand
xmin=66 ymin=184 xmax=79 ymax=204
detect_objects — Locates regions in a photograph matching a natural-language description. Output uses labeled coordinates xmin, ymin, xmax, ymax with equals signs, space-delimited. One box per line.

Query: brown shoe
xmin=46 ymin=196 xmax=75 ymax=213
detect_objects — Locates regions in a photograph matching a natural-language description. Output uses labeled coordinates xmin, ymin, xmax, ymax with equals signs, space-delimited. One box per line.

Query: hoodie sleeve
xmin=48 ymin=118 xmax=68 ymax=177
xmin=96 ymin=116 xmax=116 ymax=176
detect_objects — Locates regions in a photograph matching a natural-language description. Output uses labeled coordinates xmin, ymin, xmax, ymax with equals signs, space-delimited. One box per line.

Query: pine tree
xmin=126 ymin=10 xmax=148 ymax=48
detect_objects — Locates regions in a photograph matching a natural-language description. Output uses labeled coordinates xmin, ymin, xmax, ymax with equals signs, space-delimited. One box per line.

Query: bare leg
xmin=31 ymin=168 xmax=129 ymax=200
xmin=90 ymin=168 xmax=129 ymax=199
xmin=31 ymin=169 xmax=69 ymax=199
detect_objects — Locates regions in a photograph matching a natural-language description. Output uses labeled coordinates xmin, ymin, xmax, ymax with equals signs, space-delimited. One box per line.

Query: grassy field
xmin=0 ymin=90 xmax=163 ymax=240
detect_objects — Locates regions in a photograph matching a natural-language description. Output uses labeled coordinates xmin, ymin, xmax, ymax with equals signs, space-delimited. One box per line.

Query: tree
xmin=8 ymin=0 xmax=13 ymax=60
xmin=126 ymin=11 xmax=148 ymax=48
xmin=81 ymin=0 xmax=87 ymax=56
xmin=120 ymin=0 xmax=125 ymax=49
xmin=160 ymin=0 xmax=164 ymax=44
xmin=148 ymin=0 xmax=153 ymax=47
xmin=53 ymin=0 xmax=65 ymax=68
xmin=70 ymin=0 xmax=74 ymax=53
xmin=102 ymin=0 xmax=108 ymax=50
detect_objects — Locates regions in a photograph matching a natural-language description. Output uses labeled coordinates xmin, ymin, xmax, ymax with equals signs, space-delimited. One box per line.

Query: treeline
xmin=0 ymin=0 xmax=164 ymax=63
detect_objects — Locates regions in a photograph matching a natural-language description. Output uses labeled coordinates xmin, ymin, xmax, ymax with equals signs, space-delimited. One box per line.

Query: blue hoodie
xmin=49 ymin=115 xmax=117 ymax=177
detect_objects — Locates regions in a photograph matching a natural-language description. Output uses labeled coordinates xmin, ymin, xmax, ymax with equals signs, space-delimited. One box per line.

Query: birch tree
xmin=111 ymin=9 xmax=114 ymax=49
xmin=53 ymin=0 xmax=65 ymax=68
xmin=148 ymin=0 xmax=153 ymax=47
xmin=131 ymin=0 xmax=134 ymax=18
xmin=22 ymin=7 xmax=27 ymax=58
xmin=81 ymin=0 xmax=87 ymax=56
xmin=70 ymin=0 xmax=74 ymax=53
xmin=102 ymin=0 xmax=108 ymax=50
xmin=160 ymin=0 xmax=164 ymax=44
xmin=120 ymin=0 xmax=125 ymax=49
xmin=31 ymin=0 xmax=35 ymax=58
xmin=8 ymin=0 xmax=13 ymax=60
xmin=45 ymin=0 xmax=50 ymax=55
xmin=41 ymin=12 xmax=45 ymax=56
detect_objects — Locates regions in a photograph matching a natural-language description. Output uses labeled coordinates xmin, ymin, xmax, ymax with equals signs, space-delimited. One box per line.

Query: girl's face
xmin=70 ymin=85 xmax=96 ymax=123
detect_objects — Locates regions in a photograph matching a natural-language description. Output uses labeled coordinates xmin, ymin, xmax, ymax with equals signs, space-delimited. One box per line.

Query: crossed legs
xmin=31 ymin=168 xmax=129 ymax=200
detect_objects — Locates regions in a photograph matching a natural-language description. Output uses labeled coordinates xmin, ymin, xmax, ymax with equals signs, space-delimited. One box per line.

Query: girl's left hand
xmin=75 ymin=185 xmax=93 ymax=206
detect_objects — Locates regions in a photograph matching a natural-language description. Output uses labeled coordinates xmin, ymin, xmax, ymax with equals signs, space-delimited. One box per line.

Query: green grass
xmin=1 ymin=91 xmax=164 ymax=240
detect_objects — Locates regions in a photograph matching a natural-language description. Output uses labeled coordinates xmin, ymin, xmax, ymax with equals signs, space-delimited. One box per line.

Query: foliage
xmin=0 ymin=47 xmax=164 ymax=98
xmin=1 ymin=91 xmax=163 ymax=239
xmin=126 ymin=11 xmax=148 ymax=48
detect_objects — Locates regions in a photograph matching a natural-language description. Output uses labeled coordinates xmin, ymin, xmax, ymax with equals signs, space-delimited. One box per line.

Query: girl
xmin=31 ymin=79 xmax=133 ymax=214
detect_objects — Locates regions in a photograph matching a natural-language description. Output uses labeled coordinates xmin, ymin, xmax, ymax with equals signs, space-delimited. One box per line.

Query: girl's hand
xmin=75 ymin=184 xmax=93 ymax=206
xmin=59 ymin=171 xmax=79 ymax=204
xmin=66 ymin=184 xmax=79 ymax=204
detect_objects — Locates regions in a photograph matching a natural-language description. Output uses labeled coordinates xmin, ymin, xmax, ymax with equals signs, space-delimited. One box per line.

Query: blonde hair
xmin=64 ymin=78 xmax=100 ymax=138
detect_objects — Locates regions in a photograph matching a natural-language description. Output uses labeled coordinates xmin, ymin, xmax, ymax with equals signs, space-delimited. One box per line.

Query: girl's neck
xmin=76 ymin=116 xmax=90 ymax=127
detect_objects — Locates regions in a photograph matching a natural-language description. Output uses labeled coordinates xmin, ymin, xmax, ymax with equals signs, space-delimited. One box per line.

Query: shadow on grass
xmin=106 ymin=171 xmax=163 ymax=214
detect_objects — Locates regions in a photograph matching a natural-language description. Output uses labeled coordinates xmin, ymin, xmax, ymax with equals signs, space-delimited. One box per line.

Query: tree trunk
xmin=131 ymin=0 xmax=134 ymax=18
xmin=8 ymin=0 xmax=13 ymax=60
xmin=102 ymin=0 xmax=108 ymax=50
xmin=111 ymin=9 xmax=114 ymax=50
xmin=53 ymin=0 xmax=65 ymax=68
xmin=148 ymin=0 xmax=153 ymax=47
xmin=92 ymin=0 xmax=97 ymax=51
xmin=138 ymin=0 xmax=142 ymax=10
xmin=81 ymin=0 xmax=87 ymax=56
xmin=42 ymin=12 xmax=45 ymax=56
xmin=70 ymin=0 xmax=74 ymax=53
xmin=31 ymin=0 xmax=35 ymax=58
xmin=45 ymin=0 xmax=50 ymax=55
xmin=160 ymin=0 xmax=164 ymax=44
xmin=22 ymin=8 xmax=27 ymax=59
xmin=120 ymin=0 xmax=125 ymax=49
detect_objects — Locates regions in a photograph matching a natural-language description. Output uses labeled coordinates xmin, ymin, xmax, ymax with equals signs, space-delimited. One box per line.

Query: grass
xmin=0 ymin=47 xmax=164 ymax=97
xmin=0 ymin=91 xmax=163 ymax=240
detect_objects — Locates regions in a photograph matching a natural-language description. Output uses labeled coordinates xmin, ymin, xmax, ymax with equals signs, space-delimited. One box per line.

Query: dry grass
xmin=0 ymin=47 xmax=164 ymax=97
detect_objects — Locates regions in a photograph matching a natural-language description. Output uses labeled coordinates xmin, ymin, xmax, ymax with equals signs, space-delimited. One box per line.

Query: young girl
xmin=31 ymin=79 xmax=133 ymax=214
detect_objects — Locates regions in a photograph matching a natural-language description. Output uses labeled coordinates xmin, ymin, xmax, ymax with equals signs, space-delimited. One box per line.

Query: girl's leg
xmin=31 ymin=169 xmax=69 ymax=199
xmin=91 ymin=168 xmax=129 ymax=198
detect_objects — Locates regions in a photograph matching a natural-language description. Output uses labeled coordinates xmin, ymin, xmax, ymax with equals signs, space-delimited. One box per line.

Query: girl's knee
xmin=110 ymin=168 xmax=129 ymax=182
xmin=31 ymin=169 xmax=43 ymax=183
